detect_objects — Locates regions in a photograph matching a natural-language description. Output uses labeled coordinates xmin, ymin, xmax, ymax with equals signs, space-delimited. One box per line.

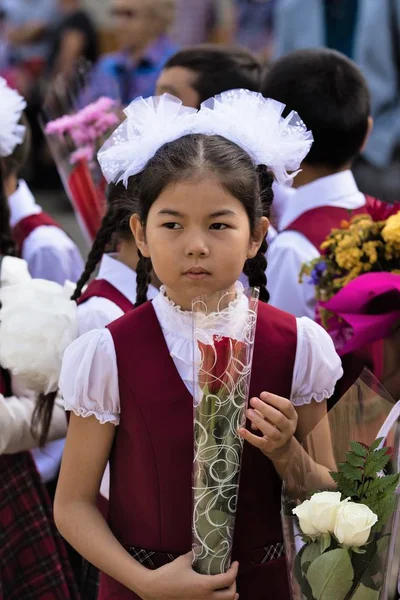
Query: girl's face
xmin=131 ymin=176 xmax=268 ymax=310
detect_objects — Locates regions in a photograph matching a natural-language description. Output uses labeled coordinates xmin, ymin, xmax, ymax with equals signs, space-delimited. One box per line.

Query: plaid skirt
xmin=0 ymin=451 xmax=80 ymax=599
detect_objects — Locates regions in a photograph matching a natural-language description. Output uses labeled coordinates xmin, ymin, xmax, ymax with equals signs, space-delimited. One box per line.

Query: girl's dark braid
xmin=243 ymin=164 xmax=274 ymax=303
xmin=134 ymin=250 xmax=153 ymax=308
xmin=71 ymin=197 xmax=131 ymax=301
xmin=0 ymin=160 xmax=16 ymax=256
xmin=31 ymin=391 xmax=57 ymax=447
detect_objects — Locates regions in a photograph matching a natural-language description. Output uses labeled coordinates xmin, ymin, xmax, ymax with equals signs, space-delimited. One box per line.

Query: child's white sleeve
xmin=291 ymin=318 xmax=343 ymax=406
xmin=59 ymin=329 xmax=120 ymax=425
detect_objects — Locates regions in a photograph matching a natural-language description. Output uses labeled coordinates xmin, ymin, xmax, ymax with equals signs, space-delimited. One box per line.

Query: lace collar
xmin=152 ymin=281 xmax=249 ymax=342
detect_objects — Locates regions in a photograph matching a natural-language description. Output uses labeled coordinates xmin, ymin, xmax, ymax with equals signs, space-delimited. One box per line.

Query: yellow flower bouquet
xmin=301 ymin=212 xmax=400 ymax=380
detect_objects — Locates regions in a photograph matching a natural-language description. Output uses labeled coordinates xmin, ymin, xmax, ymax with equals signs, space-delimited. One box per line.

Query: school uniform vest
xmin=284 ymin=201 xmax=381 ymax=402
xmin=12 ymin=212 xmax=64 ymax=255
xmin=76 ymin=279 xmax=135 ymax=313
xmin=283 ymin=204 xmax=368 ymax=251
xmin=100 ymin=300 xmax=297 ymax=600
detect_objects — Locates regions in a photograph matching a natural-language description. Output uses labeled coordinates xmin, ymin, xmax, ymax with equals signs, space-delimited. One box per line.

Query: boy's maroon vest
xmin=12 ymin=212 xmax=64 ymax=254
xmin=100 ymin=300 xmax=297 ymax=600
xmin=284 ymin=200 xmax=381 ymax=399
xmin=76 ymin=279 xmax=135 ymax=313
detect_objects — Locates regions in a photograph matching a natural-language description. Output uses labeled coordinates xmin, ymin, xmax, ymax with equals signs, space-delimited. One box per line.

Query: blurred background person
xmin=274 ymin=0 xmax=400 ymax=202
xmin=89 ymin=0 xmax=177 ymax=105
xmin=234 ymin=0 xmax=277 ymax=61
xmin=47 ymin=0 xmax=99 ymax=78
xmin=0 ymin=0 xmax=59 ymax=96
xmin=156 ymin=43 xmax=261 ymax=108
xmin=171 ymin=0 xmax=235 ymax=46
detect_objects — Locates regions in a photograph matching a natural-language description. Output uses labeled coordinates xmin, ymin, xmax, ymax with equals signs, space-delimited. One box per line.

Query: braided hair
xmin=71 ymin=179 xmax=140 ymax=302
xmin=129 ymin=133 xmax=273 ymax=307
xmin=243 ymin=165 xmax=274 ymax=303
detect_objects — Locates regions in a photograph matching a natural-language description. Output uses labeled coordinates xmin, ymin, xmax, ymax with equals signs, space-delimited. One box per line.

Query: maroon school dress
xmin=284 ymin=202 xmax=382 ymax=401
xmin=98 ymin=300 xmax=297 ymax=600
xmin=12 ymin=212 xmax=64 ymax=255
xmin=0 ymin=372 xmax=79 ymax=600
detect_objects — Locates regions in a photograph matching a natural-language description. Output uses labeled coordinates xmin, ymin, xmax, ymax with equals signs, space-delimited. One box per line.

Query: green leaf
xmin=349 ymin=441 xmax=368 ymax=458
xmin=341 ymin=462 xmax=363 ymax=482
xmin=352 ymin=583 xmax=380 ymax=600
xmin=306 ymin=548 xmax=354 ymax=600
xmin=370 ymin=438 xmax=383 ymax=452
xmin=346 ymin=453 xmax=366 ymax=468
xmin=301 ymin=542 xmax=322 ymax=574
xmin=319 ymin=533 xmax=332 ymax=554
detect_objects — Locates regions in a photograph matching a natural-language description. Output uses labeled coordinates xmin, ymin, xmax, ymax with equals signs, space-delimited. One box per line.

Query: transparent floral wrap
xmin=192 ymin=287 xmax=259 ymax=575
xmin=282 ymin=370 xmax=400 ymax=600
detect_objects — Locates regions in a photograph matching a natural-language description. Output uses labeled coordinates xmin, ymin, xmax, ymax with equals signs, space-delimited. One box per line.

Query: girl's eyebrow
xmin=157 ymin=209 xmax=183 ymax=217
xmin=157 ymin=209 xmax=238 ymax=218
xmin=210 ymin=210 xmax=237 ymax=218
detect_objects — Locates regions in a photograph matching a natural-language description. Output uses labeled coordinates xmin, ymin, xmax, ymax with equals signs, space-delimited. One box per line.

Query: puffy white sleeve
xmin=59 ymin=329 xmax=120 ymax=425
xmin=291 ymin=318 xmax=343 ymax=406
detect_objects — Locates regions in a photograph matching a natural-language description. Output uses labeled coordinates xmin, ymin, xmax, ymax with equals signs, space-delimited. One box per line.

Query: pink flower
xmin=69 ymin=145 xmax=94 ymax=165
xmin=45 ymin=114 xmax=76 ymax=136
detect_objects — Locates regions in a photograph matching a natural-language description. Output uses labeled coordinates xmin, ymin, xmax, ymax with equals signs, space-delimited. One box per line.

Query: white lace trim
xmin=62 ymin=400 xmax=120 ymax=426
xmin=156 ymin=282 xmax=247 ymax=342
xmin=292 ymin=386 xmax=336 ymax=407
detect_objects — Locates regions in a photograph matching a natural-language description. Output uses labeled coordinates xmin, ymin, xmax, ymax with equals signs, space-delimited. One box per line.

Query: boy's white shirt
xmin=267 ymin=171 xmax=367 ymax=319
xmin=8 ymin=179 xmax=84 ymax=285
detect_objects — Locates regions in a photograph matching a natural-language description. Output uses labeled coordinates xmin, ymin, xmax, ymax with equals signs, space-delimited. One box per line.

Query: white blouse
xmin=60 ymin=285 xmax=343 ymax=425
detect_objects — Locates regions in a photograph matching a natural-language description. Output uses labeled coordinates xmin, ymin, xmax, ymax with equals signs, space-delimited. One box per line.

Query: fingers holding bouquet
xmin=239 ymin=392 xmax=298 ymax=459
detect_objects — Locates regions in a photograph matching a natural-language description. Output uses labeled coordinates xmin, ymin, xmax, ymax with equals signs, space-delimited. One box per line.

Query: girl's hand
xmin=239 ymin=392 xmax=298 ymax=460
xmin=140 ymin=552 xmax=239 ymax=600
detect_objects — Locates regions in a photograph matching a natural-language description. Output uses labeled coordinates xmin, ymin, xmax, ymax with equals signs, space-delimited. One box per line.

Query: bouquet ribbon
xmin=319 ymin=273 xmax=400 ymax=356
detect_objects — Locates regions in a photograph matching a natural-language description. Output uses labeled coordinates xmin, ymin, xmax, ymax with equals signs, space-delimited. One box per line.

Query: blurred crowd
xmin=0 ymin=0 xmax=398 ymax=200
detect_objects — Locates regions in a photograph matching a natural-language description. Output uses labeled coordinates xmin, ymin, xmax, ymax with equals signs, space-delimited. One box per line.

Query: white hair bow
xmin=0 ymin=77 xmax=27 ymax=158
xmin=98 ymin=90 xmax=313 ymax=187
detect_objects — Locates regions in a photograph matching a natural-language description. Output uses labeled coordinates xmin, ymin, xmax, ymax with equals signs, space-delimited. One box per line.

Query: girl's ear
xmin=247 ymin=217 xmax=269 ymax=259
xmin=129 ymin=214 xmax=150 ymax=258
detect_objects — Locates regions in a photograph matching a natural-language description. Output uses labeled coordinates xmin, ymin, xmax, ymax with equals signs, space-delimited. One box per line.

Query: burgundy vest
xmin=284 ymin=201 xmax=381 ymax=400
xmin=12 ymin=212 xmax=63 ymax=254
xmin=76 ymin=279 xmax=135 ymax=313
xmin=284 ymin=204 xmax=368 ymax=251
xmin=100 ymin=301 xmax=297 ymax=600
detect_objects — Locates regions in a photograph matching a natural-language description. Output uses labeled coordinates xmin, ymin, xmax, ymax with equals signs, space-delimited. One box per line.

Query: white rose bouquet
xmin=282 ymin=371 xmax=400 ymax=600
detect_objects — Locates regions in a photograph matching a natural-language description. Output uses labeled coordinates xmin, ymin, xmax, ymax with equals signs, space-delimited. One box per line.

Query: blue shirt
xmin=90 ymin=35 xmax=178 ymax=106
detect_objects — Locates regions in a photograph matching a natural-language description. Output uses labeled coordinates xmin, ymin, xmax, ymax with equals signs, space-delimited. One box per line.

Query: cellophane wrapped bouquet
xmin=301 ymin=210 xmax=400 ymax=399
xmin=42 ymin=62 xmax=121 ymax=245
xmin=191 ymin=286 xmax=259 ymax=575
xmin=283 ymin=371 xmax=400 ymax=600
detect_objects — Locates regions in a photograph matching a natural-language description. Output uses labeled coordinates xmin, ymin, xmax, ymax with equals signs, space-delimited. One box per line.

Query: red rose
xmin=198 ymin=335 xmax=247 ymax=394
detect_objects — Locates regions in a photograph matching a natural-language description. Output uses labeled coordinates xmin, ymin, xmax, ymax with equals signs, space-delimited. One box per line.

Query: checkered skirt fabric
xmin=0 ymin=452 xmax=79 ymax=599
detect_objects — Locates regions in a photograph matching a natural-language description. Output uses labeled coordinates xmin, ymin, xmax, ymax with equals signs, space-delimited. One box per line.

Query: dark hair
xmin=164 ymin=45 xmax=262 ymax=107
xmin=261 ymin=48 xmax=370 ymax=168
xmin=0 ymin=161 xmax=16 ymax=256
xmin=2 ymin=114 xmax=32 ymax=179
xmin=126 ymin=134 xmax=272 ymax=307
xmin=71 ymin=182 xmax=138 ymax=301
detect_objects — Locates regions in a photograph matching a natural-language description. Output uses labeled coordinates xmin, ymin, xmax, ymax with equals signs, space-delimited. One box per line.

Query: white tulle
xmin=197 ymin=90 xmax=313 ymax=185
xmin=0 ymin=279 xmax=78 ymax=394
xmin=98 ymin=95 xmax=198 ymax=186
xmin=59 ymin=288 xmax=343 ymax=425
xmin=97 ymin=91 xmax=313 ymax=187
xmin=0 ymin=77 xmax=27 ymax=157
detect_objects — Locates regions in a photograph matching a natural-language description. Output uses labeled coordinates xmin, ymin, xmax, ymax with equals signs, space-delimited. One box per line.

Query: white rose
xmin=0 ymin=279 xmax=78 ymax=394
xmin=334 ymin=501 xmax=378 ymax=547
xmin=293 ymin=491 xmax=342 ymax=536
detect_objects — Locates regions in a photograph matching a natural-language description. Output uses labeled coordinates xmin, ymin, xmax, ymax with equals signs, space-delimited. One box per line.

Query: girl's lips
xmin=184 ymin=272 xmax=210 ymax=281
